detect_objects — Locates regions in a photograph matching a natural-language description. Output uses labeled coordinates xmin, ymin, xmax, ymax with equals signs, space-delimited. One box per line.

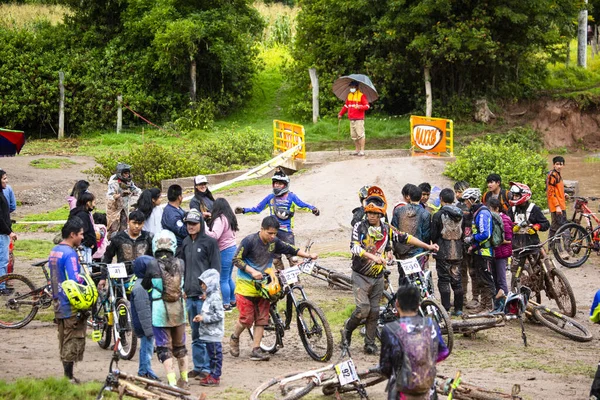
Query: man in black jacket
xmin=0 ymin=169 xmax=16 ymax=294
xmin=102 ymin=210 xmax=153 ymax=273
xmin=431 ymin=188 xmax=464 ymax=315
xmin=176 ymin=209 xmax=221 ymax=379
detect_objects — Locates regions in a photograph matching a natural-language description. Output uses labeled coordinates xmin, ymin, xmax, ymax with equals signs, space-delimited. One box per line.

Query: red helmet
xmin=508 ymin=182 xmax=532 ymax=206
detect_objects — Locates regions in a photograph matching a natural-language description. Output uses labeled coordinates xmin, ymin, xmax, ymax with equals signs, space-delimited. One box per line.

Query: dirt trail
xmin=3 ymin=153 xmax=599 ymax=399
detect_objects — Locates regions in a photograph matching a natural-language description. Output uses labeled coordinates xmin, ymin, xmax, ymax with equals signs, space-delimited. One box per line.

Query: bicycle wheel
xmin=552 ymin=223 xmax=592 ymax=268
xmin=296 ymin=300 xmax=333 ymax=362
xmin=250 ymin=372 xmax=317 ymax=400
xmin=115 ymin=298 xmax=137 ymax=359
xmin=420 ymin=299 xmax=454 ymax=354
xmin=452 ymin=316 xmax=502 ymax=334
xmin=544 ymin=263 xmax=576 ymax=317
xmin=249 ymin=306 xmax=280 ymax=354
xmin=328 ymin=272 xmax=353 ymax=291
xmin=532 ymin=306 xmax=592 ymax=342
xmin=0 ymin=274 xmax=40 ymax=329
xmin=96 ymin=304 xmax=112 ymax=349
xmin=322 ymin=369 xmax=385 ymax=395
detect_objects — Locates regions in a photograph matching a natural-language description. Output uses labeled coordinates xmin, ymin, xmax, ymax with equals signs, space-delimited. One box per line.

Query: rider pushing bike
xmin=506 ymin=182 xmax=550 ymax=290
xmin=235 ymin=169 xmax=319 ymax=270
xmin=344 ymin=186 xmax=437 ymax=355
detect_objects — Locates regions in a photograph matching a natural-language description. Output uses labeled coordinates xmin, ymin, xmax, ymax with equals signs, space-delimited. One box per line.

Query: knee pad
xmin=156 ymin=346 xmax=173 ymax=363
xmin=173 ymin=345 xmax=187 ymax=359
xmin=354 ymin=305 xmax=370 ymax=320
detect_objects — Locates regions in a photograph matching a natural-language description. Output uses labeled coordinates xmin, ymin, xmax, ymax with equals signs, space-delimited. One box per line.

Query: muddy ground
xmin=2 ymin=153 xmax=599 ymax=399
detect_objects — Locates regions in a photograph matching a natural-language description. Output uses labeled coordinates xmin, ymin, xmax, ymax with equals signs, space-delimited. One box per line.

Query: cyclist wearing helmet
xmin=461 ymin=187 xmax=496 ymax=313
xmin=506 ymin=182 xmax=549 ymax=290
xmin=351 ymin=185 xmax=370 ymax=227
xmin=235 ymin=169 xmax=319 ymax=269
xmin=48 ymin=217 xmax=95 ymax=383
xmin=230 ymin=216 xmax=317 ymax=361
xmin=344 ymin=186 xmax=437 ymax=355
xmin=107 ymin=162 xmax=141 ymax=238
xmin=142 ymin=230 xmax=189 ymax=390
xmin=454 ymin=181 xmax=478 ymax=309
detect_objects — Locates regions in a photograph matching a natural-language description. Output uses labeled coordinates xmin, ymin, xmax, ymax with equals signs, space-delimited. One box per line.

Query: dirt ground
xmin=2 ymin=153 xmax=599 ymax=400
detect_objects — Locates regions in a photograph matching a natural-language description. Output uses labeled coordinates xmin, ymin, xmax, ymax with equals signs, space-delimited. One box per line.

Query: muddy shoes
xmin=250 ymin=347 xmax=270 ymax=361
xmin=230 ymin=334 xmax=240 ymax=357
xmin=364 ymin=343 xmax=379 ymax=355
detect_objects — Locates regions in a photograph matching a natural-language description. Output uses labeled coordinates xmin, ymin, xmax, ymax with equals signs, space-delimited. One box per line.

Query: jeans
xmin=220 ymin=246 xmax=236 ymax=305
xmin=0 ymin=234 xmax=8 ymax=289
xmin=186 ymin=297 xmax=209 ymax=373
xmin=204 ymin=341 xmax=223 ymax=379
xmin=81 ymin=246 xmax=92 ymax=264
xmin=138 ymin=335 xmax=158 ymax=377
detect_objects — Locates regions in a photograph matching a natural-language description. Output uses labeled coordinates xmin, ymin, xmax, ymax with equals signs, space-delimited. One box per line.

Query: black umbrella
xmin=332 ymin=74 xmax=379 ymax=103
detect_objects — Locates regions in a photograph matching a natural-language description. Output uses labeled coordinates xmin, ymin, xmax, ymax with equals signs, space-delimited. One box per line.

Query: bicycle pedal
xmin=119 ymin=308 xmax=127 ymax=316
xmin=92 ymin=329 xmax=102 ymax=342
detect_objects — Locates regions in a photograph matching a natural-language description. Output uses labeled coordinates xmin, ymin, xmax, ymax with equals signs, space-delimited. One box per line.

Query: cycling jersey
xmin=49 ymin=244 xmax=86 ymax=319
xmin=242 ymin=192 xmax=316 ymax=233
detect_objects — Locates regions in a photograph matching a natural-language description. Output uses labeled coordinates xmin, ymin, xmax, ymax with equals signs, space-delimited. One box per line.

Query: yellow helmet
xmin=61 ymin=273 xmax=98 ymax=311
xmin=254 ymin=268 xmax=282 ymax=302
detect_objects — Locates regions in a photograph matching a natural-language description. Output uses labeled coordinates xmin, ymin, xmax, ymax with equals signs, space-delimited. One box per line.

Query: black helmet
xmin=272 ymin=170 xmax=290 ymax=196
xmin=116 ymin=162 xmax=132 ymax=183
xmin=358 ymin=185 xmax=371 ymax=201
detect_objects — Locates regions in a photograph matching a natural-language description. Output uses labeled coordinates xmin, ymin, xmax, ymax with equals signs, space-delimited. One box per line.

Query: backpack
xmin=440 ymin=213 xmax=462 ymax=241
xmin=483 ymin=189 xmax=509 ymax=212
xmin=392 ymin=317 xmax=437 ymax=395
xmin=393 ymin=205 xmax=422 ymax=256
xmin=156 ymin=258 xmax=183 ymax=303
xmin=490 ymin=212 xmax=505 ymax=248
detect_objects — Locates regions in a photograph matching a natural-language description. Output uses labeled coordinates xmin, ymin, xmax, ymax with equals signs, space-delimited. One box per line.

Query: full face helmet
xmin=152 ymin=230 xmax=177 ymax=255
xmin=254 ymin=268 xmax=283 ymax=302
xmin=358 ymin=185 xmax=371 ymax=202
xmin=61 ymin=273 xmax=99 ymax=311
xmin=363 ymin=186 xmax=387 ymax=216
xmin=504 ymin=286 xmax=531 ymax=316
xmin=116 ymin=162 xmax=132 ymax=183
xmin=508 ymin=182 xmax=532 ymax=207
xmin=272 ymin=170 xmax=290 ymax=197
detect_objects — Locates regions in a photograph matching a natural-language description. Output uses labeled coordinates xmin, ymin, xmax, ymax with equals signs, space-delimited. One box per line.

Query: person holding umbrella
xmin=335 ymin=75 xmax=378 ymax=156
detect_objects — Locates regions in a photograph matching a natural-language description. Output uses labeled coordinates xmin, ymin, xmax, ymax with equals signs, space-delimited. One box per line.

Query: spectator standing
xmin=102 ymin=210 xmax=153 ymax=274
xmin=138 ymin=188 xmax=164 ymax=236
xmin=338 ymin=80 xmax=370 ymax=156
xmin=0 ymin=170 xmax=16 ymax=290
xmin=206 ymin=198 xmax=239 ymax=312
xmin=190 ymin=175 xmax=215 ymax=221
xmin=107 ymin=163 xmax=141 ymax=238
xmin=66 ymin=180 xmax=90 ymax=210
xmin=488 ymin=198 xmax=511 ymax=304
xmin=69 ymin=191 xmax=97 ymax=263
xmin=161 ymin=185 xmax=188 ymax=248
xmin=547 ymin=156 xmax=567 ymax=239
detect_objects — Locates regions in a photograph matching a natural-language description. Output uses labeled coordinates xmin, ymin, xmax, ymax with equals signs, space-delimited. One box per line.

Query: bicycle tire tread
xmin=552 ymin=223 xmax=592 ymax=268
xmin=0 ymin=274 xmax=40 ymax=329
xmin=532 ymin=306 xmax=592 ymax=342
xmin=296 ymin=300 xmax=334 ymax=362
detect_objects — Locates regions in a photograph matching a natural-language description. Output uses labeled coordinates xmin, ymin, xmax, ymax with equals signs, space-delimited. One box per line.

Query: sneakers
xmin=341 ymin=319 xmax=352 ymax=347
xmin=364 ymin=344 xmax=379 ymax=355
xmin=357 ymin=151 xmax=365 ymax=157
xmin=250 ymin=347 xmax=270 ymax=361
xmin=230 ymin=334 xmax=240 ymax=357
xmin=223 ymin=304 xmax=233 ymax=313
xmin=188 ymin=370 xmax=207 ymax=380
xmin=199 ymin=375 xmax=220 ymax=387
xmin=452 ymin=310 xmax=464 ymax=317
xmin=176 ymin=378 xmax=190 ymax=390
xmin=230 ymin=302 xmax=237 ymax=309
xmin=69 ymin=377 xmax=81 ymax=385
xmin=465 ymin=299 xmax=480 ymax=310
xmin=138 ymin=373 xmax=161 ymax=381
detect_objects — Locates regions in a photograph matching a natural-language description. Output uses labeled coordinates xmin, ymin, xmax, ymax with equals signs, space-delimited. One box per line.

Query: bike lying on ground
xmin=250 ymin=334 xmax=384 ymax=400
xmin=296 ymin=241 xmax=352 ymax=291
xmin=97 ymin=339 xmax=205 ymax=400
xmin=250 ymin=263 xmax=334 ymax=362
xmin=88 ymin=262 xmax=137 ymax=360
xmin=511 ymin=241 xmax=576 ymax=317
xmin=0 ymin=259 xmax=53 ymax=329
xmin=436 ymin=371 xmax=523 ymax=400
xmin=553 ymin=196 xmax=600 ymax=268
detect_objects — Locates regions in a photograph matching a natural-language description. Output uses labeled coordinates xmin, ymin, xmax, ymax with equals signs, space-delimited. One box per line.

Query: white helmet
xmin=461 ymin=188 xmax=481 ymax=201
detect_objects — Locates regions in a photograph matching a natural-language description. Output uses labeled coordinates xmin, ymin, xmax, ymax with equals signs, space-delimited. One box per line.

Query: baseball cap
xmin=184 ymin=209 xmax=202 ymax=224
xmin=194 ymin=175 xmax=208 ymax=185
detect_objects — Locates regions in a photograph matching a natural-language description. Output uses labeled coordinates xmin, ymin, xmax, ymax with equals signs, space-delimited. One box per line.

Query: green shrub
xmin=444 ymin=134 xmax=548 ymax=208
xmin=88 ymin=127 xmax=272 ymax=188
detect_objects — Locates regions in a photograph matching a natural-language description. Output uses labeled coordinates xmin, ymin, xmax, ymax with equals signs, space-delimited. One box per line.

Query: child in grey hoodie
xmin=193 ymin=269 xmax=224 ymax=386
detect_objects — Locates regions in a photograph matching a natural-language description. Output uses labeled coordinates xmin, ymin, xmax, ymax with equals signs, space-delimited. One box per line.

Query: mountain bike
xmin=297 ymin=241 xmax=352 ymax=291
xmin=436 ymin=372 xmax=523 ymax=400
xmin=552 ymin=196 xmax=600 ymax=267
xmin=250 ymin=264 xmax=334 ymax=362
xmin=527 ymin=298 xmax=592 ymax=342
xmin=89 ymin=262 xmax=137 ymax=360
xmin=250 ymin=336 xmax=383 ymax=399
xmin=96 ymin=339 xmax=203 ymax=400
xmin=0 ymin=259 xmax=53 ymax=329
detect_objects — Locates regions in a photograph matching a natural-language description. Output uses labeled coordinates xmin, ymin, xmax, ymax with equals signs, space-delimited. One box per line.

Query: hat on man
xmin=194 ymin=175 xmax=208 ymax=185
xmin=184 ymin=209 xmax=203 ymax=224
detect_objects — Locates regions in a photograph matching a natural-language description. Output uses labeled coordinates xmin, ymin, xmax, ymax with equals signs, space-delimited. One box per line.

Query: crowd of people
xmin=6 ymin=155 xmax=599 ymax=399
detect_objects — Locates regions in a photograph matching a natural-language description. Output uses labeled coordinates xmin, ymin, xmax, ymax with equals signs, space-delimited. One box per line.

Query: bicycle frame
xmin=268 ymin=281 xmax=310 ymax=350
xmin=570 ymin=196 xmax=600 ymax=227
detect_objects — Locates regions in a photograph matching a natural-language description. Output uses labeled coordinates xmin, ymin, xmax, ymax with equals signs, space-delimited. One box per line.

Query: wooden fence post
xmin=309 ymin=68 xmax=319 ymax=123
xmin=58 ymin=71 xmax=64 ymax=139
xmin=117 ymin=95 xmax=123 ymax=134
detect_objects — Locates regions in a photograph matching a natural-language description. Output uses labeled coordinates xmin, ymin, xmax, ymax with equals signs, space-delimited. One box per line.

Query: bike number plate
xmin=107 ymin=263 xmax=128 ymax=279
xmin=335 ymin=359 xmax=359 ymax=386
xmin=299 ymin=261 xmax=315 ymax=274
xmin=400 ymin=257 xmax=421 ymax=275
xmin=280 ymin=266 xmax=300 ymax=285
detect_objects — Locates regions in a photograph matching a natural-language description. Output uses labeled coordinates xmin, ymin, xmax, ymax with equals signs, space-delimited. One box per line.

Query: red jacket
xmin=338 ymin=90 xmax=369 ymax=120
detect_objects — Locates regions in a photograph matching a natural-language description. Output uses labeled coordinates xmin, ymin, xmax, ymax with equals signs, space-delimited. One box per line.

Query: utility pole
xmin=578 ymin=0 xmax=588 ymax=68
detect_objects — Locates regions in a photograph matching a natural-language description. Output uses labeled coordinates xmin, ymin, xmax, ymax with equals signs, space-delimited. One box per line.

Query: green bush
xmin=89 ymin=127 xmax=272 ymax=188
xmin=444 ymin=133 xmax=548 ymax=208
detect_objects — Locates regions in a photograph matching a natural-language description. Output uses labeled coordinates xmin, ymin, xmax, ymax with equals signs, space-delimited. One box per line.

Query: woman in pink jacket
xmin=206 ymin=198 xmax=239 ymax=312
xmin=489 ymin=198 xmax=512 ymax=300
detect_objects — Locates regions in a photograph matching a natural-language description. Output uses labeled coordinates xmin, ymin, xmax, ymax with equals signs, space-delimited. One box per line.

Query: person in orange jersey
xmin=338 ymin=81 xmax=370 ymax=156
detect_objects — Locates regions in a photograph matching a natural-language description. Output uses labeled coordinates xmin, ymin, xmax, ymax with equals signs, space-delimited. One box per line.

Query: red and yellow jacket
xmin=338 ymin=90 xmax=369 ymax=120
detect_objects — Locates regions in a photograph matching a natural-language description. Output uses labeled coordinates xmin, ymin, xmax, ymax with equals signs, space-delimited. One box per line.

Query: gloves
xmin=312 ymin=208 xmax=320 ymax=216
xmin=234 ymin=207 xmax=244 ymax=214
xmin=121 ymin=190 xmax=131 ymax=197
xmin=513 ymin=225 xmax=520 ymax=233
xmin=532 ymin=224 xmax=541 ymax=231
xmin=527 ymin=224 xmax=541 ymax=235
xmin=464 ymin=236 xmax=473 ymax=245
xmin=527 ymin=228 xmax=536 ymax=235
